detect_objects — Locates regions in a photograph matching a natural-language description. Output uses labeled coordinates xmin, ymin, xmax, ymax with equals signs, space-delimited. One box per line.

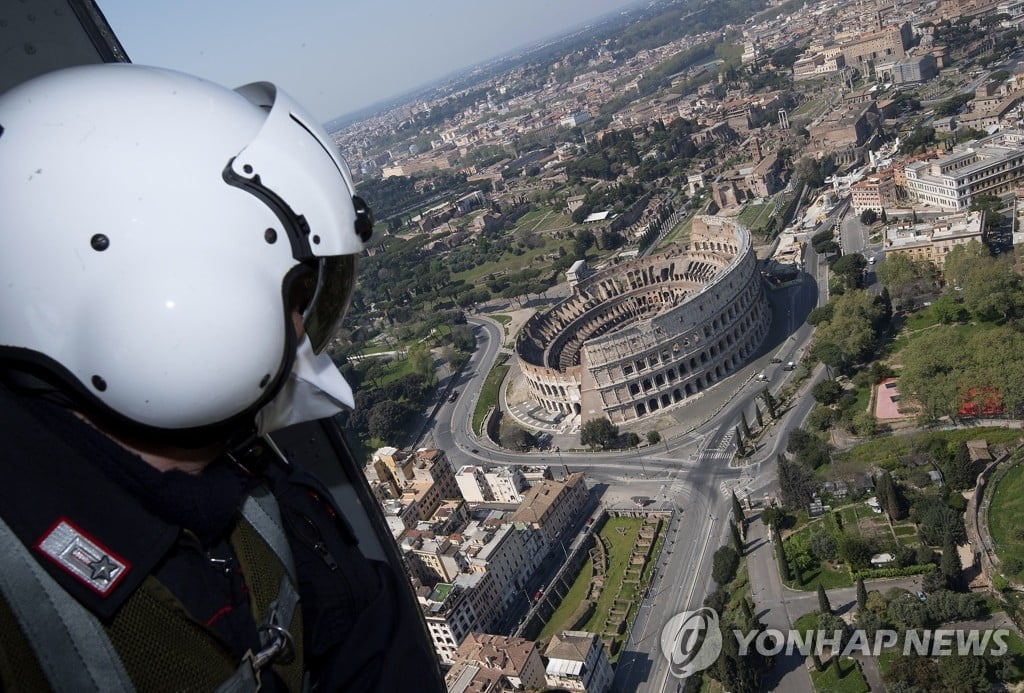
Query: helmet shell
xmin=0 ymin=64 xmax=362 ymax=433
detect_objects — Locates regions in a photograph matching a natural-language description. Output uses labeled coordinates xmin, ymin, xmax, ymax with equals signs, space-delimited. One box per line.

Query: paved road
xmin=418 ymin=212 xmax=843 ymax=692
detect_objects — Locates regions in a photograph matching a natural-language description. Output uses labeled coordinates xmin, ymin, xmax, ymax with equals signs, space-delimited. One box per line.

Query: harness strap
xmin=241 ymin=488 xmax=298 ymax=585
xmin=0 ymin=514 xmax=135 ymax=692
xmin=0 ymin=487 xmax=302 ymax=693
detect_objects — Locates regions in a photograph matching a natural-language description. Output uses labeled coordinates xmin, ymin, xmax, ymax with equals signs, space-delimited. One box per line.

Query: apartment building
xmin=904 ymin=130 xmax=1024 ymax=210
xmin=446 ymin=634 xmax=548 ymax=692
xmin=510 ymin=472 xmax=588 ymax=546
xmin=850 ymin=168 xmax=898 ymax=213
xmin=370 ymin=447 xmax=463 ymax=525
xmin=840 ymin=22 xmax=912 ymax=69
xmin=883 ymin=210 xmax=986 ymax=267
xmin=467 ymin=523 xmax=545 ymax=616
xmin=421 ymin=583 xmax=482 ymax=665
xmin=543 ymin=630 xmax=614 ymax=693
xmin=401 ymin=534 xmax=467 ymax=584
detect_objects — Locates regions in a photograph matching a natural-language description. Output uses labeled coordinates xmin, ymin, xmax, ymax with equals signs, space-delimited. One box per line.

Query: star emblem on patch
xmin=36 ymin=519 xmax=130 ymax=596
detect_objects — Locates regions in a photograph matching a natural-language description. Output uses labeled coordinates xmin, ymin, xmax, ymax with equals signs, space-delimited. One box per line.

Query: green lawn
xmin=809 ymin=658 xmax=869 ymax=693
xmin=584 ymin=519 xmax=643 ymax=634
xmin=833 ymin=428 xmax=1023 ymax=474
xmin=451 ymin=235 xmax=576 ymax=285
xmin=1002 ymin=629 xmax=1024 ymax=682
xmin=471 ymin=358 xmax=509 ymax=436
xmin=539 ymin=557 xmax=594 ymax=640
xmin=738 ymin=202 xmax=770 ymax=229
xmin=490 ymin=314 xmax=512 ymax=325
xmin=989 ymin=460 xmax=1024 ymax=581
xmin=790 ymin=559 xmax=853 ymax=591
xmin=890 ymin=321 xmax=995 ymax=355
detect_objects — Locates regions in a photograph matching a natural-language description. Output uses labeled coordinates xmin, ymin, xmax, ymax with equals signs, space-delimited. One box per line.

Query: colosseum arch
xmin=514 ymin=216 xmax=771 ymax=425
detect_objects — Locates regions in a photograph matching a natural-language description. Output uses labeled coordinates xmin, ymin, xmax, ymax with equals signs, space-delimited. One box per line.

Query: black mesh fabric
xmin=107 ymin=576 xmax=238 ymax=692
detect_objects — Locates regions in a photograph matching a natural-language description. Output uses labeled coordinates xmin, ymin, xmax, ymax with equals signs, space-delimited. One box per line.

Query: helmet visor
xmin=302 ymin=254 xmax=357 ymax=354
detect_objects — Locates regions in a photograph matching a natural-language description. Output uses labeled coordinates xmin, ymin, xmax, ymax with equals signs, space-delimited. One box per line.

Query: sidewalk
xmin=745 ymin=513 xmax=813 ymax=692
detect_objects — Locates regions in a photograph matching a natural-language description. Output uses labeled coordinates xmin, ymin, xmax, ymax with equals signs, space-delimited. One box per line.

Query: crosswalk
xmin=696 ymin=429 xmax=736 ymax=462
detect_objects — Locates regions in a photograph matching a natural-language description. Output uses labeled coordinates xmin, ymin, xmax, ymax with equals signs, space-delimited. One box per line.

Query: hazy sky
xmin=99 ymin=0 xmax=641 ymax=123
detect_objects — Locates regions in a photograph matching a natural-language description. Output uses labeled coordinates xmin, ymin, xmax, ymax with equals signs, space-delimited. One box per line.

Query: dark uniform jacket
xmin=0 ymin=382 xmax=444 ymax=692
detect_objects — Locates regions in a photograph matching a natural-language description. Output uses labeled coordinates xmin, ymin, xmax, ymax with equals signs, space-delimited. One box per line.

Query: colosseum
xmin=514 ymin=215 xmax=771 ymax=425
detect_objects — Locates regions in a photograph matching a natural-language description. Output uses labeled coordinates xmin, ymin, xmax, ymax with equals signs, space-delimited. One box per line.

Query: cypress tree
xmin=775 ymin=537 xmax=790 ymax=581
xmin=856 ymin=577 xmax=867 ymax=611
xmin=755 ymin=403 xmax=763 ymax=428
xmin=735 ymin=426 xmax=746 ymax=457
xmin=941 ymin=531 xmax=963 ymax=590
xmin=762 ymin=387 xmax=776 ymax=419
xmin=741 ymin=411 xmax=752 ymax=439
xmin=730 ymin=520 xmax=744 ymax=555
xmin=818 ymin=584 xmax=833 ymax=614
xmin=732 ymin=491 xmax=745 ymax=525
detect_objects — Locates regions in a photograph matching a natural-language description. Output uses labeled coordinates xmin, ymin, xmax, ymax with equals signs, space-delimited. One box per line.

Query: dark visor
xmin=302 ymin=254 xmax=357 ymax=354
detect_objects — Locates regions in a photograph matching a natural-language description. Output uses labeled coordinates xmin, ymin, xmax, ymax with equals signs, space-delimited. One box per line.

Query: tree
xmin=406 ymin=343 xmax=435 ymax=382
xmin=732 ymin=491 xmax=745 ymax=525
xmin=646 ymin=430 xmax=661 ymax=446
xmin=914 ymin=496 xmax=966 ymax=546
xmin=811 ymin=290 xmax=884 ymax=371
xmin=860 ymin=209 xmax=878 ymax=225
xmin=762 ymin=506 xmax=784 ymax=532
xmin=735 ymin=425 xmax=747 ymax=457
xmin=730 ymin=520 xmax=744 ymax=555
xmin=367 ymin=400 xmax=413 ymax=444
xmin=818 ymin=584 xmax=833 ymax=614
xmin=778 ymin=454 xmax=816 ymax=508
xmin=625 ymin=432 xmax=640 ymax=447
xmin=875 ymin=470 xmax=904 ymax=521
xmin=856 ymin=577 xmax=867 ymax=611
xmin=740 ymin=411 xmax=752 ymax=439
xmin=761 ymin=387 xmax=777 ymax=419
xmin=812 ymin=379 xmax=843 ymax=405
xmin=809 ymin=529 xmax=838 ymax=561
xmin=500 ymin=426 xmax=535 ymax=451
xmin=943 ymin=441 xmax=975 ymax=490
xmin=806 ymin=305 xmax=835 ymax=326
xmin=775 ymin=537 xmax=791 ymax=581
xmin=941 ymin=531 xmax=963 ymax=590
xmin=712 ymin=545 xmax=740 ymax=585
xmin=936 ymin=653 xmax=992 ymax=692
xmin=580 ymin=417 xmax=618 ymax=449
xmin=838 ymin=533 xmax=874 ymax=570
xmin=754 ymin=403 xmax=763 ymax=428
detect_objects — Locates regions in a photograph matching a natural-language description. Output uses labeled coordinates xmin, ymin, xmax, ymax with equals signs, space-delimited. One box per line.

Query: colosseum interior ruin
xmin=514 ymin=215 xmax=771 ymax=425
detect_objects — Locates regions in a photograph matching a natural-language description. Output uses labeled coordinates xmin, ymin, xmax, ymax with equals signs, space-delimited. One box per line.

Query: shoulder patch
xmin=35 ymin=518 xmax=130 ymax=596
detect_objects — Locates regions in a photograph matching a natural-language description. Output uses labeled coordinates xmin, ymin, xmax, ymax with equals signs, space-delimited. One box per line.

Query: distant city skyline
xmin=98 ymin=0 xmax=645 ymax=124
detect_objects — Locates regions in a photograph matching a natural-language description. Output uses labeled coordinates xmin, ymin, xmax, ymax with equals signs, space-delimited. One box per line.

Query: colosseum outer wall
xmin=514 ymin=216 xmax=771 ymax=425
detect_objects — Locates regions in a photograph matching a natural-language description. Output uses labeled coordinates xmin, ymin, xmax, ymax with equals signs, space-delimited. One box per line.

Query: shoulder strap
xmin=241 ymin=486 xmax=298 ymax=585
xmin=0 ymin=513 xmax=135 ymax=692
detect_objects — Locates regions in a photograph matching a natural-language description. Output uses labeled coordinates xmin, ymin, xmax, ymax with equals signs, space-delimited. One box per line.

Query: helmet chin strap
xmin=254 ymin=335 xmax=354 ymax=437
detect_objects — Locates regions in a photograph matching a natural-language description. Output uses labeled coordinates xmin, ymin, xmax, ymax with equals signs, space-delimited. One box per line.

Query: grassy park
xmin=471 ymin=357 xmax=509 ymax=436
xmin=538 ymin=515 xmax=666 ymax=662
xmin=989 ymin=459 xmax=1024 ymax=582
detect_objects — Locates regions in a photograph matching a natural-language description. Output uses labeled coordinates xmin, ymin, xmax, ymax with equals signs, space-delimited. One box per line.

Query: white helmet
xmin=0 ymin=64 xmax=371 ymax=442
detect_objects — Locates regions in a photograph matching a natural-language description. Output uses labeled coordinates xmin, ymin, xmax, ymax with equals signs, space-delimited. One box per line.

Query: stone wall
xmin=514 ymin=216 xmax=771 ymax=423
